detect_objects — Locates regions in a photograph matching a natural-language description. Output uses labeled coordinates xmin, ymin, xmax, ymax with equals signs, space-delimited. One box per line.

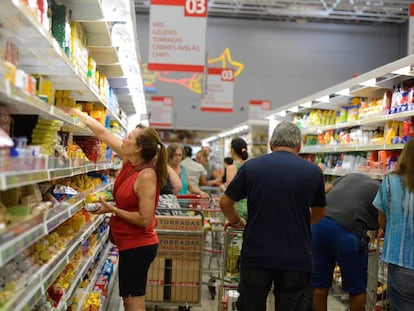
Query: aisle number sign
xmin=148 ymin=0 xmax=207 ymax=72
xmin=249 ymin=100 xmax=272 ymax=120
xmin=201 ymin=68 xmax=234 ymax=112
xmin=409 ymin=4 xmax=414 ymax=55
xmin=149 ymin=96 xmax=173 ymax=128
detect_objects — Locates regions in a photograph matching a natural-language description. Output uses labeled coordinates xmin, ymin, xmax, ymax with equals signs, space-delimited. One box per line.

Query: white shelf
xmin=263 ymin=54 xmax=414 ymax=179
xmin=0 ymin=182 xmax=113 ymax=266
xmin=2 ymin=214 xmax=106 ymax=311
xmin=266 ymin=54 xmax=414 ymax=120
xmin=0 ymin=159 xmax=117 ymax=191
xmin=0 ymin=0 xmax=133 ymax=131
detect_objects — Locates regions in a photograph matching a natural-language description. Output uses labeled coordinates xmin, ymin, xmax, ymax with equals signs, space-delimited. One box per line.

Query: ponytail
xmin=155 ymin=142 xmax=168 ymax=187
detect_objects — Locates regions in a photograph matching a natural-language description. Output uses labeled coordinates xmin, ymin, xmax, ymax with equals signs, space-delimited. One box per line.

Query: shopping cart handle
xmin=224 ymin=219 xmax=246 ymax=230
xmin=177 ymin=194 xmax=201 ymax=199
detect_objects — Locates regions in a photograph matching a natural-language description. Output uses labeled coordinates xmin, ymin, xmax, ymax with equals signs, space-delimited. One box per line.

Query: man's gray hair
xmin=270 ymin=121 xmax=302 ymax=148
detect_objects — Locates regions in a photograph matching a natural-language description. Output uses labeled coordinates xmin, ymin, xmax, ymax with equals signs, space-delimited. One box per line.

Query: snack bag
xmin=85 ymin=191 xmax=114 ymax=203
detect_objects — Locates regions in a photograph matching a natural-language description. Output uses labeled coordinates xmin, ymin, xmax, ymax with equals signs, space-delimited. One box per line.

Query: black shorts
xmin=118 ymin=244 xmax=158 ymax=297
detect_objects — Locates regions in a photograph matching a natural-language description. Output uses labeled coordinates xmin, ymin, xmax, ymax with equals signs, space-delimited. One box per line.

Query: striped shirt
xmin=373 ymin=173 xmax=414 ymax=269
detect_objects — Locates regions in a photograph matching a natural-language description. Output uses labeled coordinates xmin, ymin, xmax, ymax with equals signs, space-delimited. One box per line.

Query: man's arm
xmin=219 ymin=193 xmax=246 ymax=229
xmin=310 ymin=206 xmax=326 ymax=224
xmin=378 ymin=210 xmax=386 ymax=232
xmin=325 ymin=183 xmax=334 ymax=194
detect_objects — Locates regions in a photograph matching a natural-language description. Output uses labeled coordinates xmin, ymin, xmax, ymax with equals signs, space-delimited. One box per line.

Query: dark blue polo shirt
xmin=225 ymin=150 xmax=326 ymax=272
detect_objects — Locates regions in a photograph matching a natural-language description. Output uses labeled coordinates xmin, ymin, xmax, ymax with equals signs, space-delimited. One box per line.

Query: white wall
xmin=136 ymin=15 xmax=406 ymax=131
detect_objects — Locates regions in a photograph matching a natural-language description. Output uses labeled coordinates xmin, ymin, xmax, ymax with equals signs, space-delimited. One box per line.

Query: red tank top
xmin=110 ymin=161 xmax=160 ymax=251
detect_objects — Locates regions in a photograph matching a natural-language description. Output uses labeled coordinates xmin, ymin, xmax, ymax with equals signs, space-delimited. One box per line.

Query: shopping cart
xmin=218 ymin=228 xmax=243 ymax=311
xmin=176 ymin=194 xmax=226 ymax=300
xmin=218 ymin=226 xmax=276 ymax=310
xmin=200 ymin=185 xmax=222 ymax=197
xmin=146 ymin=208 xmax=205 ymax=311
xmin=366 ymin=230 xmax=391 ymax=311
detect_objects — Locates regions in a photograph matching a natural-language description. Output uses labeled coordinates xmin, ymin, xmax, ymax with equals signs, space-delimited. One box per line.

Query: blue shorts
xmin=311 ymin=217 xmax=369 ymax=295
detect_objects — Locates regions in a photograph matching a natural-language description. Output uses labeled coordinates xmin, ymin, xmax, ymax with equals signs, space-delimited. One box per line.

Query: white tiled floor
xmin=107 ymin=265 xmax=349 ymax=311
xmin=107 ymin=233 xmax=349 ymax=310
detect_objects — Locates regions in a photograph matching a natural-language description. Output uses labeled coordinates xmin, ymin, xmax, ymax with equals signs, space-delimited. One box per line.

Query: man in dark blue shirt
xmin=220 ymin=121 xmax=326 ymax=311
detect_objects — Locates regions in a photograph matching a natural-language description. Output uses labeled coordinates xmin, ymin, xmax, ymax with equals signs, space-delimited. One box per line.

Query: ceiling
xmin=134 ymin=0 xmax=412 ymax=24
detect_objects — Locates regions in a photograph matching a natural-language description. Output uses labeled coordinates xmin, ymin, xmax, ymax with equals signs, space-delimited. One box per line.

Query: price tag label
xmin=47 ymin=209 xmax=70 ymax=232
xmin=72 ymin=166 xmax=87 ymax=176
xmin=5 ymin=171 xmax=48 ymax=188
xmin=0 ymin=225 xmax=45 ymax=266
xmin=49 ymin=168 xmax=72 ymax=179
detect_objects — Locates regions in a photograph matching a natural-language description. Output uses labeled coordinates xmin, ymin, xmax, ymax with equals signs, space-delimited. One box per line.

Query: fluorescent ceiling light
xmin=288 ymin=106 xmax=299 ymax=112
xmin=118 ymin=47 xmax=138 ymax=64
xmin=300 ymin=101 xmax=312 ymax=108
xmin=122 ymin=64 xmax=140 ymax=76
xmin=111 ymin=23 xmax=133 ymax=46
xmin=202 ymin=136 xmax=218 ymax=144
xmin=127 ymin=78 xmax=143 ymax=88
xmin=102 ymin=0 xmax=130 ymax=21
xmin=335 ymin=88 xmax=350 ymax=96
xmin=359 ymin=78 xmax=376 ymax=87
xmin=132 ymin=93 xmax=146 ymax=115
xmin=276 ymin=110 xmax=286 ymax=117
xmin=391 ymin=66 xmax=411 ymax=75
xmin=315 ymin=95 xmax=330 ymax=102
xmin=219 ymin=125 xmax=249 ymax=138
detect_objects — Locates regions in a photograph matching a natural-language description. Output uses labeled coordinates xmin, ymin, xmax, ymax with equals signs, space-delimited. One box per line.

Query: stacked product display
xmin=265 ymin=54 xmax=414 ymax=180
xmin=0 ymin=1 xmax=135 ymax=310
xmin=265 ymin=54 xmax=414 ymax=310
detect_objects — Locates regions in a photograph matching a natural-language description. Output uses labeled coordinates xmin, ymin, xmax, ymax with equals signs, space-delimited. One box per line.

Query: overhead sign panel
xmin=148 ymin=0 xmax=207 ymax=72
xmin=201 ymin=68 xmax=234 ymax=112
xmin=249 ymin=100 xmax=272 ymax=120
xmin=149 ymin=96 xmax=173 ymax=128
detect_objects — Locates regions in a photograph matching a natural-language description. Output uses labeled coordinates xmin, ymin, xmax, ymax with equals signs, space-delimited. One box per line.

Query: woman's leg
xmin=123 ymin=295 xmax=145 ymax=311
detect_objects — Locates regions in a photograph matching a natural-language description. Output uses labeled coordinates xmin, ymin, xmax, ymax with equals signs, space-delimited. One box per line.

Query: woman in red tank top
xmin=64 ymin=107 xmax=168 ymax=311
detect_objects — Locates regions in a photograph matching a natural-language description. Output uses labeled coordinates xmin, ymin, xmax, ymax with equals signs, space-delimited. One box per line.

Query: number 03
xmin=185 ymin=0 xmax=207 ymax=16
xmin=221 ymin=69 xmax=234 ymax=81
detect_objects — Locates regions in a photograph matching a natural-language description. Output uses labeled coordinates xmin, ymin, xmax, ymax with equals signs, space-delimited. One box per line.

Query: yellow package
xmin=85 ymin=191 xmax=114 ymax=203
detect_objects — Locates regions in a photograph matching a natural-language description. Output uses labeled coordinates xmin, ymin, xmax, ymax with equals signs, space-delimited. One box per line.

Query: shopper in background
xmin=167 ymin=143 xmax=209 ymax=198
xmin=163 ymin=164 xmax=182 ymax=195
xmin=311 ymin=173 xmax=380 ymax=311
xmin=221 ymin=157 xmax=234 ymax=183
xmin=181 ymin=145 xmax=207 ymax=187
xmin=219 ymin=121 xmax=326 ymax=311
xmin=156 ymin=164 xmax=183 ymax=216
xmin=62 ymin=107 xmax=168 ymax=311
xmin=373 ymin=138 xmax=414 ymax=311
xmin=220 ymin=137 xmax=249 ymax=219
xmin=200 ymin=146 xmax=222 ymax=182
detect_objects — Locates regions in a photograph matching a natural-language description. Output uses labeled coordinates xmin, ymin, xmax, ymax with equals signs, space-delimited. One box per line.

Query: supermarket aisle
xmin=106 ymin=274 xmax=124 ymax=311
xmin=107 ymin=273 xmax=349 ymax=311
xmin=106 ymin=231 xmax=349 ymax=310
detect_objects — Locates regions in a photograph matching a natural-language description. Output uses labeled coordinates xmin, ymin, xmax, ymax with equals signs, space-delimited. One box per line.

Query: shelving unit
xmin=203 ymin=120 xmax=269 ymax=161
xmin=262 ymin=55 xmax=414 ymax=310
xmin=2 ymin=214 xmax=108 ymax=311
xmin=0 ymin=1 xmax=141 ymax=309
xmin=0 ymin=181 xmax=113 ymax=267
xmin=265 ymin=54 xmax=414 ymax=178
